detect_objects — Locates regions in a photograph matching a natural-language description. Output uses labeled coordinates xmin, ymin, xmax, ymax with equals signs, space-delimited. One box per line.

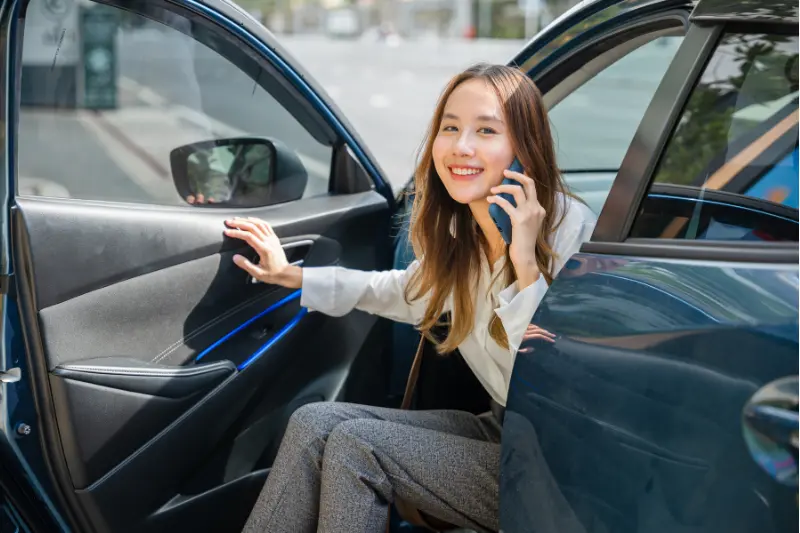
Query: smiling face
xmin=432 ymin=78 xmax=516 ymax=206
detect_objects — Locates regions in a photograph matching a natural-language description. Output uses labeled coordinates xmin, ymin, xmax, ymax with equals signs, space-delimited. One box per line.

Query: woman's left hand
xmin=487 ymin=168 xmax=546 ymax=288
xmin=518 ymin=324 xmax=556 ymax=353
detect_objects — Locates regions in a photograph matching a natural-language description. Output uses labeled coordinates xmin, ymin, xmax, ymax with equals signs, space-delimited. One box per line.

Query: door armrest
xmin=53 ymin=357 xmax=236 ymax=398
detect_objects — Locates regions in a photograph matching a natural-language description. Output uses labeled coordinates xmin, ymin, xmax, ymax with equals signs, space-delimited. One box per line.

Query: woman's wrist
xmin=515 ymin=261 xmax=541 ymax=290
xmin=274 ymin=265 xmax=303 ymax=289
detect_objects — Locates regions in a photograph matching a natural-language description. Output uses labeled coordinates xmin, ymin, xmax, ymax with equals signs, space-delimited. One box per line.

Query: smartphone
xmin=489 ymin=158 xmax=523 ymax=244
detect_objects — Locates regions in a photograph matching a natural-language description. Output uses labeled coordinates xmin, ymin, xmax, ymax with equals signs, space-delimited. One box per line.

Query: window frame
xmin=586 ymin=18 xmax=798 ymax=263
xmin=524 ymin=8 xmax=691 ymax=216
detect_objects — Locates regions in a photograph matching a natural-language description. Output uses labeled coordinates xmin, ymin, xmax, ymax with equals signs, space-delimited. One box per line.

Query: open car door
xmin=2 ymin=0 xmax=399 ymax=531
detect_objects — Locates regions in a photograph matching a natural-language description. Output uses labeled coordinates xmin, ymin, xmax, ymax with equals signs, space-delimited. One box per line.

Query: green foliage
xmin=655 ymin=33 xmax=798 ymax=187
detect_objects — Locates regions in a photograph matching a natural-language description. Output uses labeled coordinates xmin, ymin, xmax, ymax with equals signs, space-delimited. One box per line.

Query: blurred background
xmin=242 ymin=0 xmax=585 ymax=187
xmin=239 ymin=0 xmax=575 ymax=40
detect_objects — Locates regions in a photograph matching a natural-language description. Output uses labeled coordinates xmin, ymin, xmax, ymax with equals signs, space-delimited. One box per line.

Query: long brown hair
xmin=404 ymin=63 xmax=571 ymax=353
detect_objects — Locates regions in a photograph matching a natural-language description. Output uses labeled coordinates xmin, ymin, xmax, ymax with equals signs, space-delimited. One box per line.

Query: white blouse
xmin=300 ymin=195 xmax=597 ymax=406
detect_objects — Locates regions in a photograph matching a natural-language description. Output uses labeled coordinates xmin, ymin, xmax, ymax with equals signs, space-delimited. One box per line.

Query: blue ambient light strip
xmin=238 ymin=308 xmax=309 ymax=370
xmin=195 ymin=290 xmax=303 ymax=363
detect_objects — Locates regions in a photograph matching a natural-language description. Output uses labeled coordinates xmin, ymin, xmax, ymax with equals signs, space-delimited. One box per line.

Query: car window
xmin=547 ymin=33 xmax=684 ymax=215
xmin=631 ymin=31 xmax=799 ymax=242
xmin=18 ymin=0 xmax=331 ymax=206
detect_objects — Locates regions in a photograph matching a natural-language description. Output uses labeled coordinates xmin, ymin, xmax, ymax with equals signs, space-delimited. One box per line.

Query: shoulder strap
xmin=400 ymin=335 xmax=426 ymax=410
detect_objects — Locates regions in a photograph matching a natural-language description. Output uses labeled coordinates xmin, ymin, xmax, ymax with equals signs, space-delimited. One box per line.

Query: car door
xmin=2 ymin=0 xmax=399 ymax=532
xmin=501 ymin=2 xmax=798 ymax=533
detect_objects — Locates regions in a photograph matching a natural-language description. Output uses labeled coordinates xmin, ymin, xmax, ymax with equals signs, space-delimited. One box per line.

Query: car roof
xmin=691 ymin=0 xmax=798 ymax=25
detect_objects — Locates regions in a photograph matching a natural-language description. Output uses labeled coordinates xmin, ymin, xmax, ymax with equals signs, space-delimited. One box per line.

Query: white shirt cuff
xmin=299 ymin=266 xmax=338 ymax=314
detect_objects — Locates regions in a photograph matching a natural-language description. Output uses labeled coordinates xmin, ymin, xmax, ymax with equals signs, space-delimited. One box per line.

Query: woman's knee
xmin=285 ymin=401 xmax=358 ymax=443
xmin=324 ymin=419 xmax=386 ymax=462
xmin=288 ymin=401 xmax=334 ymax=432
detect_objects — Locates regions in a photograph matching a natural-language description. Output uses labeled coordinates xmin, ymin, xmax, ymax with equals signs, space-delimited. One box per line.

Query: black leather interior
xmin=49 ymin=371 xmax=232 ymax=489
xmin=13 ymin=188 xmax=395 ymax=532
xmin=53 ymin=358 xmax=236 ymax=399
xmin=18 ymin=192 xmax=383 ymax=310
xmin=37 ymin=250 xmax=307 ymax=368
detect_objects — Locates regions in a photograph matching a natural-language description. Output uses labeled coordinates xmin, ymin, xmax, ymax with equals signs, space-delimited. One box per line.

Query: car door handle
xmin=742 ymin=376 xmax=798 ymax=487
xmin=250 ymin=239 xmax=314 ymax=284
xmin=745 ymin=404 xmax=799 ymax=448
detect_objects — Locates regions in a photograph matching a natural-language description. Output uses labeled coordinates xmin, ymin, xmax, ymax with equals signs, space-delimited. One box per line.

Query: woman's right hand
xmin=224 ymin=217 xmax=302 ymax=289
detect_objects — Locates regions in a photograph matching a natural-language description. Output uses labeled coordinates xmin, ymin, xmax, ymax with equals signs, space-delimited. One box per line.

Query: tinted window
xmin=632 ymin=32 xmax=799 ymax=241
xmin=19 ymin=0 xmax=331 ymax=206
xmin=548 ymin=33 xmax=684 ymax=214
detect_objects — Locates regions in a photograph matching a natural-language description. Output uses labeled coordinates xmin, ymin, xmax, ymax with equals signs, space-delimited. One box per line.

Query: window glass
xmin=632 ymin=32 xmax=799 ymax=241
xmin=19 ymin=0 xmax=331 ymax=206
xmin=548 ymin=34 xmax=684 ymax=214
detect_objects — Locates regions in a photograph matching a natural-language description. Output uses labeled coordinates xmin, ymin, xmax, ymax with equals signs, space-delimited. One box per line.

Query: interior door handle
xmin=742 ymin=376 xmax=798 ymax=487
xmin=250 ymin=239 xmax=313 ymax=284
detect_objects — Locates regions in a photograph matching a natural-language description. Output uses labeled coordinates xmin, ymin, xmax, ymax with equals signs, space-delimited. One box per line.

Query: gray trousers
xmin=241 ymin=402 xmax=502 ymax=533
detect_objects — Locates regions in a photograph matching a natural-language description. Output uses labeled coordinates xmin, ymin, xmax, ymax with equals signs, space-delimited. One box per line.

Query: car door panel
xmin=12 ymin=190 xmax=393 ymax=532
xmin=502 ymin=253 xmax=798 ymax=533
xmin=15 ymin=193 xmax=382 ymax=311
xmin=4 ymin=0 xmax=398 ymax=528
xmin=48 ymin=361 xmax=236 ymax=490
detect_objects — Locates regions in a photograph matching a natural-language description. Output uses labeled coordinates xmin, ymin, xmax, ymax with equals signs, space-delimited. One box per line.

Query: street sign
xmin=80 ymin=5 xmax=118 ymax=109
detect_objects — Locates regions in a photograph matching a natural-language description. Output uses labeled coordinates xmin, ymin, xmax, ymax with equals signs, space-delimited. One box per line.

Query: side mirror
xmin=169 ymin=137 xmax=308 ymax=207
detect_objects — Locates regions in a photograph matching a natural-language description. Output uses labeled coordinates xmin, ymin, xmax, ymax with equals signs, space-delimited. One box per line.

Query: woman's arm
xmin=493 ymin=201 xmax=597 ymax=354
xmin=224 ymin=217 xmax=430 ymax=325
xmin=299 ymin=261 xmax=429 ymax=324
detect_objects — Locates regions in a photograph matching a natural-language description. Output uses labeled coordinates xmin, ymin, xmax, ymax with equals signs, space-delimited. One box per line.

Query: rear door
xmin=502 ymin=5 xmax=798 ymax=533
xmin=5 ymin=0 xmax=396 ymax=532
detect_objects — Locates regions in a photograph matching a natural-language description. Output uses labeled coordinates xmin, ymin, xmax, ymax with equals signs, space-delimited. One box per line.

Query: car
xmin=1 ymin=0 xmax=797 ymax=532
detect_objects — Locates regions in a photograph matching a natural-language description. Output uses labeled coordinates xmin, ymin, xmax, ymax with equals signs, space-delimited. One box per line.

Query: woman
xmin=226 ymin=63 xmax=596 ymax=533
